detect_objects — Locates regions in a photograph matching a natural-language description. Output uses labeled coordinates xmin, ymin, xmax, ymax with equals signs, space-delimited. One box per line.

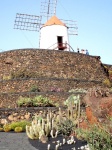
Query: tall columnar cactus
xmin=64 ymin=94 xmax=81 ymax=127
xmin=64 ymin=95 xmax=80 ymax=117
xmin=26 ymin=125 xmax=39 ymax=139
xmin=26 ymin=110 xmax=58 ymax=140
xmin=58 ymin=107 xmax=63 ymax=124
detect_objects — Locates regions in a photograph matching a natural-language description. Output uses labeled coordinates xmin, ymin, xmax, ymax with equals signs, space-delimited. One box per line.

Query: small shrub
xmin=10 ymin=121 xmax=31 ymax=131
xmin=75 ymin=125 xmax=112 ymax=150
xmin=30 ymin=85 xmax=40 ymax=92
xmin=17 ymin=95 xmax=56 ymax=107
xmin=3 ymin=124 xmax=11 ymax=132
xmin=11 ymin=69 xmax=27 ymax=79
xmin=17 ymin=96 xmax=32 ymax=107
xmin=11 ymin=69 xmax=38 ymax=79
xmin=103 ymin=79 xmax=111 ymax=87
xmin=57 ymin=119 xmax=75 ymax=136
xmin=14 ymin=126 xmax=23 ymax=133
xmin=32 ymin=95 xmax=55 ymax=107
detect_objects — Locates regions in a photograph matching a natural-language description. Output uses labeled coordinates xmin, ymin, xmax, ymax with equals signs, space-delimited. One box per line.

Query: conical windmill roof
xmin=43 ymin=15 xmax=66 ymax=27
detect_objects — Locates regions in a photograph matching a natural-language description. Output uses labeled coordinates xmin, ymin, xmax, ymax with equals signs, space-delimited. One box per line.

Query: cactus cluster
xmin=10 ymin=120 xmax=30 ymax=131
xmin=89 ymin=87 xmax=110 ymax=97
xmin=14 ymin=126 xmax=23 ymax=133
xmin=26 ymin=109 xmax=58 ymax=141
xmin=64 ymin=95 xmax=80 ymax=118
xmin=64 ymin=94 xmax=81 ymax=129
xmin=3 ymin=124 xmax=11 ymax=132
xmin=17 ymin=95 xmax=56 ymax=107
xmin=69 ymin=88 xmax=87 ymax=93
xmin=64 ymin=94 xmax=80 ymax=106
xmin=57 ymin=119 xmax=75 ymax=136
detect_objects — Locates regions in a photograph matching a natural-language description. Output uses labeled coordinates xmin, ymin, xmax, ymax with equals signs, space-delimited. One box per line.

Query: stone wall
xmin=0 ymin=49 xmax=109 ymax=108
xmin=0 ymin=78 xmax=103 ymax=93
xmin=0 ymin=49 xmax=107 ymax=81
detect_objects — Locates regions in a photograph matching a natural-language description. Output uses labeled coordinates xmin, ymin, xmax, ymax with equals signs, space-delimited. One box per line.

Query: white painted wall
xmin=39 ymin=25 xmax=69 ymax=51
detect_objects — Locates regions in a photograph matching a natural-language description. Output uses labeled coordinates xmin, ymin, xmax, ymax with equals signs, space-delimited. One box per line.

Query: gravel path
xmin=0 ymin=132 xmax=37 ymax=150
xmin=0 ymin=132 xmax=88 ymax=150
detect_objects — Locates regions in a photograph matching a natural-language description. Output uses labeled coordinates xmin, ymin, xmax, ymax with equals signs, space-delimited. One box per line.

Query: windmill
xmin=14 ymin=0 xmax=78 ymax=51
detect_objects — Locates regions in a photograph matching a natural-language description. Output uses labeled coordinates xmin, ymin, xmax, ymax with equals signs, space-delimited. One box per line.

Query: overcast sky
xmin=0 ymin=0 xmax=112 ymax=64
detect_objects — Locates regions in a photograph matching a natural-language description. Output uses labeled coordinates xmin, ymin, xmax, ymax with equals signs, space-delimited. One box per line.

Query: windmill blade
xmin=14 ymin=13 xmax=42 ymax=32
xmin=61 ymin=19 xmax=78 ymax=35
xmin=40 ymin=0 xmax=57 ymax=20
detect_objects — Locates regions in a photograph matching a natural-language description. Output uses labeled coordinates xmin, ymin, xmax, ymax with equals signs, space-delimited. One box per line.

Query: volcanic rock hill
xmin=0 ymin=49 xmax=111 ymax=108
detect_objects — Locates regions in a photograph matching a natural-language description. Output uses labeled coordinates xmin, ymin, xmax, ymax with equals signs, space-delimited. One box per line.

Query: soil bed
xmin=29 ymin=135 xmax=87 ymax=150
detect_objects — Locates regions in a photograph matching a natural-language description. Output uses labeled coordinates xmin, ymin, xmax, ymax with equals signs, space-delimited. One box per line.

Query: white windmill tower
xmin=14 ymin=0 xmax=78 ymax=51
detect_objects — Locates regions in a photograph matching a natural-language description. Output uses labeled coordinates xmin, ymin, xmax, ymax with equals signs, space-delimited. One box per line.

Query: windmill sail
xmin=61 ymin=19 xmax=78 ymax=35
xmin=14 ymin=0 xmax=78 ymax=35
xmin=14 ymin=13 xmax=42 ymax=32
xmin=14 ymin=0 xmax=78 ymax=50
xmin=40 ymin=0 xmax=57 ymax=20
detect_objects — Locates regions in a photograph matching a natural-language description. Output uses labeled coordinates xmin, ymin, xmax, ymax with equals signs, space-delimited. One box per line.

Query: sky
xmin=0 ymin=0 xmax=112 ymax=64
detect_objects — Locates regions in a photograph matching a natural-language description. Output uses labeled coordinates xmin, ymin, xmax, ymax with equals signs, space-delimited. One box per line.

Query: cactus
xmin=64 ymin=94 xmax=80 ymax=107
xmin=47 ymin=144 xmax=51 ymax=150
xmin=55 ymin=144 xmax=59 ymax=150
xmin=58 ymin=107 xmax=63 ymax=124
xmin=26 ymin=125 xmax=39 ymax=139
xmin=26 ymin=109 xmax=58 ymax=140
xmin=57 ymin=119 xmax=75 ymax=136
xmin=3 ymin=124 xmax=11 ymax=132
xmin=14 ymin=126 xmax=23 ymax=133
xmin=64 ymin=94 xmax=81 ymax=129
xmin=69 ymin=88 xmax=87 ymax=93
xmin=64 ymin=94 xmax=80 ymax=120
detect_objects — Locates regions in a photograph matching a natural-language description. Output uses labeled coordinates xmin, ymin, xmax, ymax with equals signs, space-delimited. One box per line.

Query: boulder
xmin=83 ymin=88 xmax=112 ymax=122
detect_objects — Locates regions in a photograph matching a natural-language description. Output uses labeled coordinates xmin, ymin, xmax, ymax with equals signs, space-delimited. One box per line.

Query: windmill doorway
xmin=57 ymin=36 xmax=64 ymax=50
